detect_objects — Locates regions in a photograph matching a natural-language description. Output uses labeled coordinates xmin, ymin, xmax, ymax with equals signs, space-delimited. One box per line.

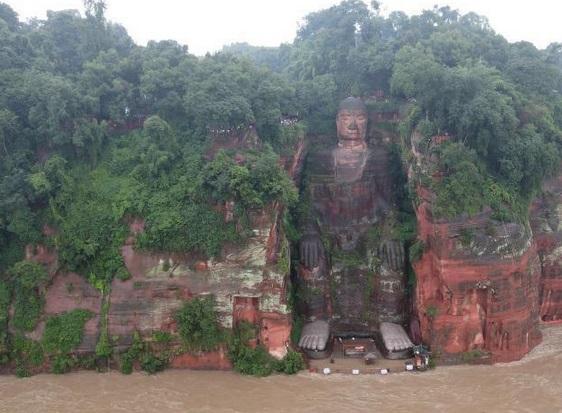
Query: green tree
xmin=175 ymin=296 xmax=224 ymax=352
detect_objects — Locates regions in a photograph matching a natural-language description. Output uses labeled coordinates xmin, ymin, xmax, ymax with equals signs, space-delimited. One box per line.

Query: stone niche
xmin=295 ymin=97 xmax=411 ymax=360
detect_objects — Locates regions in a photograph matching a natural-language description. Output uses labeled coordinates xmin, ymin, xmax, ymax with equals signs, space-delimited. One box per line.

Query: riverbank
xmin=1 ymin=325 xmax=561 ymax=413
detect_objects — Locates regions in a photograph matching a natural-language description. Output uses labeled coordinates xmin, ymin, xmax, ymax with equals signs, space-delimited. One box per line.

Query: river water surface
xmin=1 ymin=326 xmax=562 ymax=413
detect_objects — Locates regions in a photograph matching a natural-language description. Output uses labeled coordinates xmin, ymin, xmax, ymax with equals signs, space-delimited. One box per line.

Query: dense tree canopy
xmin=0 ymin=0 xmax=561 ymax=283
xmin=0 ymin=2 xmax=302 ymax=280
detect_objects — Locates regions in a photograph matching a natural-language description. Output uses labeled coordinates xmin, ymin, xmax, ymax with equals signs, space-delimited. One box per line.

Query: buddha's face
xmin=336 ymin=108 xmax=367 ymax=146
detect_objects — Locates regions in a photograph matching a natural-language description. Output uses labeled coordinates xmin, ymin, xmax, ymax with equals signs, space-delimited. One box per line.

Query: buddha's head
xmin=336 ymin=97 xmax=367 ymax=149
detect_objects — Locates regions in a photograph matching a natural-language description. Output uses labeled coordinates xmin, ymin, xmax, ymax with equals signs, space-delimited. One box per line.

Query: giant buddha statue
xmin=297 ymin=97 xmax=408 ymax=355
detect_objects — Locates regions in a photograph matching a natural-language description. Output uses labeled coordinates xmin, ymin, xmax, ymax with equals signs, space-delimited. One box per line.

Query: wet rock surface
xmin=20 ymin=131 xmax=306 ymax=368
xmin=411 ymin=133 xmax=543 ymax=362
xmin=532 ymin=168 xmax=562 ymax=323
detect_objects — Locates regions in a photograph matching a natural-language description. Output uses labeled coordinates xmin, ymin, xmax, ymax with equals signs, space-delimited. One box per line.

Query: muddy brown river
xmin=1 ymin=326 xmax=562 ymax=413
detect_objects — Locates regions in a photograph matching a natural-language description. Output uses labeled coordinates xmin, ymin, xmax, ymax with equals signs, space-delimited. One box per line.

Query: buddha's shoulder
xmin=307 ymin=146 xmax=380 ymax=163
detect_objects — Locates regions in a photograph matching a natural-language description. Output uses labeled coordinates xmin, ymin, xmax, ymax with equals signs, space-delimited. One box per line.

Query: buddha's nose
xmin=349 ymin=119 xmax=358 ymax=129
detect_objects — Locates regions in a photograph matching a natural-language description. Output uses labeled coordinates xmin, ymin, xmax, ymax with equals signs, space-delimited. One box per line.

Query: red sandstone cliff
xmin=21 ymin=124 xmax=559 ymax=367
xmin=22 ymin=129 xmax=306 ymax=369
xmin=111 ymin=206 xmax=293 ymax=360
xmin=410 ymin=133 xmax=542 ymax=362
xmin=531 ymin=167 xmax=562 ymax=324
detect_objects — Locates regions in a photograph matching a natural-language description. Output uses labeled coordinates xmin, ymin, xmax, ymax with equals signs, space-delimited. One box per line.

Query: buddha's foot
xmin=298 ymin=320 xmax=330 ymax=351
xmin=380 ymin=322 xmax=414 ymax=353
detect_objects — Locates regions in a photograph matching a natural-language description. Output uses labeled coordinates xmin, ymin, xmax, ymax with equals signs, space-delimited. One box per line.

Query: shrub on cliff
xmin=230 ymin=344 xmax=276 ymax=376
xmin=175 ymin=296 xmax=225 ymax=352
xmin=51 ymin=171 xmax=130 ymax=286
xmin=227 ymin=321 xmax=304 ymax=376
xmin=10 ymin=335 xmax=44 ymax=376
xmin=228 ymin=322 xmax=274 ymax=376
xmin=274 ymin=349 xmax=305 ymax=374
xmin=42 ymin=309 xmax=93 ymax=373
xmin=0 ymin=280 xmax=11 ymax=358
xmin=119 ymin=331 xmax=170 ymax=375
xmin=140 ymin=352 xmax=168 ymax=374
xmin=42 ymin=309 xmax=93 ymax=354
xmin=136 ymin=203 xmax=238 ymax=258
xmin=229 ymin=344 xmax=305 ymax=377
xmin=202 ymin=148 xmax=298 ymax=209
xmin=120 ymin=331 xmax=144 ymax=374
xmin=8 ymin=261 xmax=49 ymax=332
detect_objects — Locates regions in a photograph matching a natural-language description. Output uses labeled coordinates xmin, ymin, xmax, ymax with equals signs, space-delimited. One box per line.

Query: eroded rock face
xmin=21 ymin=128 xmax=305 ymax=369
xmin=110 ymin=208 xmax=292 ymax=359
xmin=170 ymin=347 xmax=231 ymax=370
xmin=411 ymin=135 xmax=542 ymax=362
xmin=531 ymin=169 xmax=562 ymax=323
xmin=26 ymin=245 xmax=101 ymax=352
xmin=25 ymin=202 xmax=293 ymax=367
xmin=414 ymin=210 xmax=542 ymax=361
xmin=24 ymin=122 xmax=556 ymax=367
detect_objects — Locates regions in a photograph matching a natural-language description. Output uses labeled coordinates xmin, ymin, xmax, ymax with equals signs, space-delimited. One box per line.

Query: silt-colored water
xmin=1 ymin=326 xmax=562 ymax=413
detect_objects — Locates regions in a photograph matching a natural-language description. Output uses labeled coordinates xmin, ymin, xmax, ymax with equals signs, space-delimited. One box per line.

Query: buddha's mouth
xmin=344 ymin=131 xmax=360 ymax=138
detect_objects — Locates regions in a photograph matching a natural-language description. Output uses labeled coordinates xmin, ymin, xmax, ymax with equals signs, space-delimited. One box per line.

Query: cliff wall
xmin=531 ymin=168 xmax=562 ymax=324
xmin=18 ymin=125 xmax=560 ymax=367
xmin=410 ymin=134 xmax=542 ymax=362
xmin=20 ymin=131 xmax=306 ymax=370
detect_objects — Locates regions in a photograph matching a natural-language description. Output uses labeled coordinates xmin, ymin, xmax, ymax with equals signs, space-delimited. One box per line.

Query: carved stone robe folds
xmin=298 ymin=141 xmax=406 ymax=333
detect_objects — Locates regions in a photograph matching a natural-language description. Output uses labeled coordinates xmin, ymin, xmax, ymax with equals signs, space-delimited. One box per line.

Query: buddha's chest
xmin=305 ymin=147 xmax=394 ymax=228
